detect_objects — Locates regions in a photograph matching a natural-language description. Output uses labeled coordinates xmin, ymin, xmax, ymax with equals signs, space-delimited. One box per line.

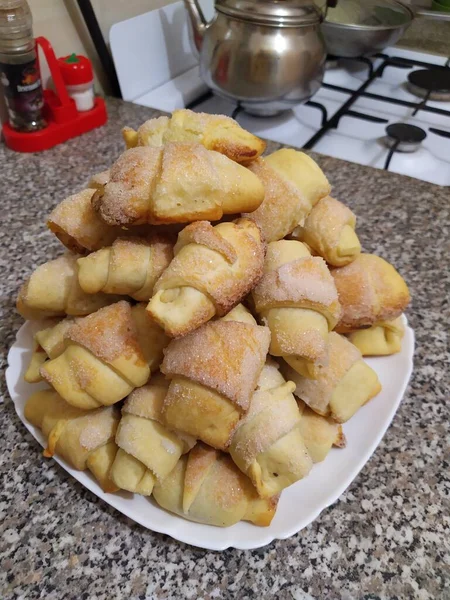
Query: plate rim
xmin=5 ymin=317 xmax=415 ymax=551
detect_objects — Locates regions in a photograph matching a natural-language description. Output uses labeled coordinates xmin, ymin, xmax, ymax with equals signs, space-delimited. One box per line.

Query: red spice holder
xmin=2 ymin=37 xmax=107 ymax=153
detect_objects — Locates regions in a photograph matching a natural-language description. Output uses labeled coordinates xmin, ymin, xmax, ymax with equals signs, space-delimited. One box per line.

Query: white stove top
xmin=191 ymin=49 xmax=450 ymax=187
xmin=110 ymin=7 xmax=450 ymax=186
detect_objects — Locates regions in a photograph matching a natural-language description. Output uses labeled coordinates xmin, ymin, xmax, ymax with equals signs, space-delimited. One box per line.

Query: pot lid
xmin=216 ymin=0 xmax=323 ymax=27
xmin=325 ymin=0 xmax=412 ymax=29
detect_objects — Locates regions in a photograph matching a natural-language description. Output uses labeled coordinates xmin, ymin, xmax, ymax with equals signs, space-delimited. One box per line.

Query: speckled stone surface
xmin=0 ymin=98 xmax=449 ymax=600
xmin=396 ymin=19 xmax=450 ymax=56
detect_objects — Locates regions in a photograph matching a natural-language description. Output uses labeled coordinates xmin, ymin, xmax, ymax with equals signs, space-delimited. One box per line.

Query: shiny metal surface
xmin=325 ymin=0 xmax=412 ymax=28
xmin=322 ymin=20 xmax=410 ymax=57
xmin=407 ymin=68 xmax=450 ymax=101
xmin=216 ymin=0 xmax=321 ymax=26
xmin=322 ymin=0 xmax=450 ymax=57
xmin=385 ymin=123 xmax=427 ymax=153
xmin=184 ymin=0 xmax=326 ymax=115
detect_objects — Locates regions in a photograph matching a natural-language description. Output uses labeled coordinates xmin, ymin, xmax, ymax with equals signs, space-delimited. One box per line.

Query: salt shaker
xmin=58 ymin=53 xmax=95 ymax=112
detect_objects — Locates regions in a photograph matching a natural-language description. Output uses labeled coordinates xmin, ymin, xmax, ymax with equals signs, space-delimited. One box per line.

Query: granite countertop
xmin=0 ymin=98 xmax=448 ymax=600
xmin=397 ymin=18 xmax=450 ymax=56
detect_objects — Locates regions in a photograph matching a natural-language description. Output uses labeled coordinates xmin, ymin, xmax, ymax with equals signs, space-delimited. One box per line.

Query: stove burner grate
xmin=408 ymin=68 xmax=450 ymax=102
xmin=302 ymin=54 xmax=450 ymax=151
xmin=383 ymin=123 xmax=427 ymax=170
xmin=186 ymin=53 xmax=450 ymax=162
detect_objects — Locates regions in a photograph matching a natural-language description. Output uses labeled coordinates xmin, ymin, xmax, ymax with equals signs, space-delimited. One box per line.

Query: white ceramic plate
xmin=6 ymin=317 xmax=414 ymax=551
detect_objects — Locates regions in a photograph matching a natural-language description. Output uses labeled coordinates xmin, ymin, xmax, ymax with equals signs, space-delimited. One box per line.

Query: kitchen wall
xmin=29 ymin=0 xmax=176 ymax=94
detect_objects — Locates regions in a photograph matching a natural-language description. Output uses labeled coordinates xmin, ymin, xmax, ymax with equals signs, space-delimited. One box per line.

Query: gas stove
xmin=187 ymin=49 xmax=450 ymax=186
xmin=110 ymin=9 xmax=450 ymax=186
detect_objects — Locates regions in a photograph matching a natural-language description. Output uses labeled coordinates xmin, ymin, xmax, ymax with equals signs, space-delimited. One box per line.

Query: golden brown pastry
xmin=266 ymin=149 xmax=331 ymax=207
xmin=24 ymin=340 xmax=49 ymax=383
xmin=347 ymin=316 xmax=405 ymax=356
xmin=161 ymin=305 xmax=270 ymax=450
xmin=24 ymin=317 xmax=79 ymax=383
xmin=122 ymin=109 xmax=266 ymax=164
xmin=153 ymin=443 xmax=278 ymax=527
xmin=109 ymin=373 xmax=195 ymax=495
xmin=147 ymin=218 xmax=265 ymax=337
xmin=297 ymin=400 xmax=346 ymax=463
xmin=281 ymin=332 xmax=382 ymax=423
xmin=26 ymin=304 xmax=166 ymax=386
xmin=229 ymin=360 xmax=312 ymax=498
xmin=243 ymin=158 xmax=311 ymax=243
xmin=47 ymin=188 xmax=169 ymax=254
xmin=332 ymin=254 xmax=410 ymax=333
xmin=41 ymin=301 xmax=150 ymax=410
xmin=77 ymin=235 xmax=173 ymax=301
xmin=35 ymin=317 xmax=79 ymax=356
xmin=25 ymin=389 xmax=120 ymax=492
xmin=252 ymin=240 xmax=341 ymax=379
xmin=92 ymin=144 xmax=265 ymax=227
xmin=130 ymin=303 xmax=170 ymax=372
xmin=243 ymin=149 xmax=331 ymax=242
xmin=47 ymin=189 xmax=120 ymax=254
xmin=88 ymin=169 xmax=110 ymax=189
xmin=293 ymin=196 xmax=361 ymax=267
xmin=17 ymin=254 xmax=119 ymax=320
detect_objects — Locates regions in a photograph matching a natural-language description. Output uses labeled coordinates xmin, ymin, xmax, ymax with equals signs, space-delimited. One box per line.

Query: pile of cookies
xmin=16 ymin=109 xmax=410 ymax=528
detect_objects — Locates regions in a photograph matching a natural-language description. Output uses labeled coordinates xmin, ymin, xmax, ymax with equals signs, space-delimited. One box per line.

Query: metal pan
xmin=321 ymin=0 xmax=450 ymax=58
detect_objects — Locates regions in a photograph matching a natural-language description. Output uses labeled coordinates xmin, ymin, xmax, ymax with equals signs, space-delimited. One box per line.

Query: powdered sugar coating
xmin=109 ymin=237 xmax=150 ymax=284
xmin=19 ymin=253 xmax=76 ymax=310
xmin=78 ymin=406 xmax=119 ymax=451
xmin=65 ymin=301 xmax=146 ymax=365
xmin=71 ymin=357 xmax=97 ymax=391
xmin=84 ymin=234 xmax=173 ymax=300
xmin=174 ymin=221 xmax=237 ymax=264
xmin=172 ymin=111 xmax=239 ymax=139
xmin=154 ymin=219 xmax=265 ymax=315
xmin=48 ymin=189 xmax=119 ymax=254
xmin=244 ymin=158 xmax=311 ymax=243
xmin=283 ymin=333 xmax=362 ymax=415
xmin=93 ymin=146 xmax=162 ymax=226
xmin=231 ymin=377 xmax=300 ymax=468
xmin=93 ymin=141 xmax=262 ymax=227
xmin=17 ymin=254 xmax=114 ymax=320
xmin=253 ymin=256 xmax=340 ymax=320
xmin=183 ymin=444 xmax=217 ymax=512
xmin=271 ymin=325 xmax=328 ymax=364
xmin=302 ymin=196 xmax=356 ymax=251
xmin=35 ymin=317 xmax=79 ymax=359
xmin=135 ymin=109 xmax=266 ymax=163
xmin=332 ymin=254 xmax=410 ymax=331
xmin=123 ymin=374 xmax=169 ymax=422
xmin=210 ymin=455 xmax=250 ymax=512
xmin=137 ymin=116 xmax=170 ymax=146
xmin=255 ymin=357 xmax=286 ymax=391
xmin=88 ymin=170 xmax=110 ymax=189
xmin=161 ymin=320 xmax=270 ymax=410
xmin=152 ymin=143 xmax=223 ymax=222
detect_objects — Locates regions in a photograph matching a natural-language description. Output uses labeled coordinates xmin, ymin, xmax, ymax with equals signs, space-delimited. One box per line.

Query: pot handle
xmin=320 ymin=0 xmax=338 ymax=20
xmin=415 ymin=9 xmax=450 ymax=22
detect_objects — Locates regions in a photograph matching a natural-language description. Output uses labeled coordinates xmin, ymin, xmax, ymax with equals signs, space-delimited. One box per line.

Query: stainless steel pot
xmin=184 ymin=0 xmax=329 ymax=116
xmin=322 ymin=0 xmax=450 ymax=58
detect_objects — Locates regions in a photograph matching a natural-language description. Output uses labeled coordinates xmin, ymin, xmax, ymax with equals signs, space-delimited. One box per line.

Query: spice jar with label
xmin=0 ymin=0 xmax=46 ymax=132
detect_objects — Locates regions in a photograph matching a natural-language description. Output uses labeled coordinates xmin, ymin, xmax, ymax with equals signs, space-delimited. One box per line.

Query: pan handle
xmin=321 ymin=0 xmax=338 ymax=20
xmin=414 ymin=9 xmax=450 ymax=22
